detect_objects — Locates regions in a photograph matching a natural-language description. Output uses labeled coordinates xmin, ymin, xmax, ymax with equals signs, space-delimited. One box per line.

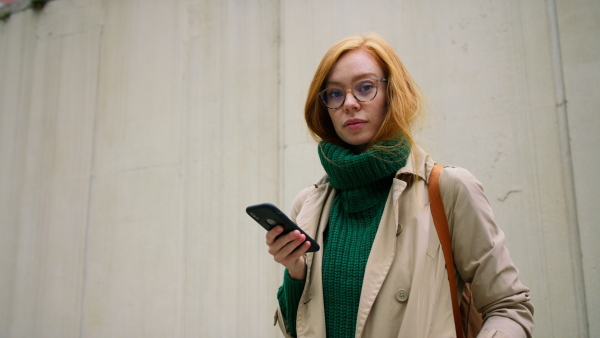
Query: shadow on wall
xmin=0 ymin=0 xmax=54 ymax=20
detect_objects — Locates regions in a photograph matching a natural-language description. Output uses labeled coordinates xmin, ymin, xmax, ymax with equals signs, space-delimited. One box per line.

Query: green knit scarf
xmin=318 ymin=138 xmax=410 ymax=337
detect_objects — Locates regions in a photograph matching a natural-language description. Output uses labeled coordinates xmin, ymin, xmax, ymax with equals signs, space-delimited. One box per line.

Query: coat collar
xmin=396 ymin=144 xmax=435 ymax=182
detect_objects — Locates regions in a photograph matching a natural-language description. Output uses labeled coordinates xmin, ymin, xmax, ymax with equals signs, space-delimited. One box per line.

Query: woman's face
xmin=325 ymin=48 xmax=387 ymax=147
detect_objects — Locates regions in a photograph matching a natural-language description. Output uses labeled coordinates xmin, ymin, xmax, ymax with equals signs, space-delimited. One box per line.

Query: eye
xmin=325 ymin=88 xmax=343 ymax=99
xmin=355 ymin=80 xmax=376 ymax=94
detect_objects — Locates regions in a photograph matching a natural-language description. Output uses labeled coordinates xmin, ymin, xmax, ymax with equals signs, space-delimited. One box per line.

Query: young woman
xmin=265 ymin=34 xmax=534 ymax=337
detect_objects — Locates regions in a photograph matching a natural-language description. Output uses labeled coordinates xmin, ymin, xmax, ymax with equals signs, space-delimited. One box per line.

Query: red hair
xmin=305 ymin=34 xmax=423 ymax=150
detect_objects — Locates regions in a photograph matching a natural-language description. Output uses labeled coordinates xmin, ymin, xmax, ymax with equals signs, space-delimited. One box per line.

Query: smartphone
xmin=246 ymin=203 xmax=320 ymax=252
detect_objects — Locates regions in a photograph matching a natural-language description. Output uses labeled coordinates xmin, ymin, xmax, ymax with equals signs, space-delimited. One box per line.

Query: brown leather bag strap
xmin=429 ymin=164 xmax=464 ymax=338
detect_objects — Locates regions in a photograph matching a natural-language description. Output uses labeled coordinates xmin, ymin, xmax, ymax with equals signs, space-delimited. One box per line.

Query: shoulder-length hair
xmin=305 ymin=34 xmax=423 ymax=150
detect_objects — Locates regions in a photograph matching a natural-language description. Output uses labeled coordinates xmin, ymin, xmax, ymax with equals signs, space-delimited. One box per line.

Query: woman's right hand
xmin=266 ymin=226 xmax=311 ymax=280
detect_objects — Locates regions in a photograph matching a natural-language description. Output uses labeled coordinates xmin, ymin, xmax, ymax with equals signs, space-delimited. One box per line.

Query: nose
xmin=343 ymin=90 xmax=360 ymax=111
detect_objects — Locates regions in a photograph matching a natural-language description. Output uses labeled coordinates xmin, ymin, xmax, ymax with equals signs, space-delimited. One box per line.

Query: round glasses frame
xmin=318 ymin=78 xmax=388 ymax=109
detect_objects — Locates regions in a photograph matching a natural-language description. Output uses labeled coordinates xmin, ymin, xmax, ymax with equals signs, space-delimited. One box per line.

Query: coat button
xmin=395 ymin=289 xmax=409 ymax=302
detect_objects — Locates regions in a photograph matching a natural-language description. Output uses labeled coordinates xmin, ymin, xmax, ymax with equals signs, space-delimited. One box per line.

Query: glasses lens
xmin=321 ymin=87 xmax=344 ymax=108
xmin=353 ymin=80 xmax=378 ymax=102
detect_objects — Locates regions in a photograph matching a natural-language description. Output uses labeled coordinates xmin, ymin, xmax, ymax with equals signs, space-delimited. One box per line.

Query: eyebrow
xmin=325 ymin=72 xmax=380 ymax=86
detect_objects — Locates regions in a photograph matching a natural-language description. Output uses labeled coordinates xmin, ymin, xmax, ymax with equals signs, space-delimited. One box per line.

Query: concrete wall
xmin=0 ymin=0 xmax=597 ymax=337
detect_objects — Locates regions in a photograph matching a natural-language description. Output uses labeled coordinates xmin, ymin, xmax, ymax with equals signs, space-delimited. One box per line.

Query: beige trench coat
xmin=275 ymin=146 xmax=533 ymax=338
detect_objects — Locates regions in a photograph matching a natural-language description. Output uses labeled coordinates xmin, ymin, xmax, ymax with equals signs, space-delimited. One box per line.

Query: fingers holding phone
xmin=246 ymin=203 xmax=320 ymax=252
xmin=266 ymin=226 xmax=310 ymax=280
xmin=247 ymin=203 xmax=318 ymax=280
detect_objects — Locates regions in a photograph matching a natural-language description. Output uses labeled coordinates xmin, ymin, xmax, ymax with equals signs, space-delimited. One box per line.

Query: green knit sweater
xmin=277 ymin=139 xmax=410 ymax=337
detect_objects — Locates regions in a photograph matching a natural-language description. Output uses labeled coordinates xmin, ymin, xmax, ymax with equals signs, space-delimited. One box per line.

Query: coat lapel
xmin=355 ymin=178 xmax=408 ymax=337
xmin=295 ymin=182 xmax=335 ymax=338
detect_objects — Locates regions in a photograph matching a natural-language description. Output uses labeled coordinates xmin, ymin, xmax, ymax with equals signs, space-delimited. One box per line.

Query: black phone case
xmin=246 ymin=203 xmax=320 ymax=252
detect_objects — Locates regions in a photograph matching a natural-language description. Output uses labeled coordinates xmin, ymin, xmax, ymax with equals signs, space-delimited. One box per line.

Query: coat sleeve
xmin=439 ymin=167 xmax=534 ymax=338
xmin=273 ymin=184 xmax=317 ymax=337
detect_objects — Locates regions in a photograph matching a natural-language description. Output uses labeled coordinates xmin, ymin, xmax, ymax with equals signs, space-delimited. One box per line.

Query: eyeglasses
xmin=318 ymin=78 xmax=387 ymax=109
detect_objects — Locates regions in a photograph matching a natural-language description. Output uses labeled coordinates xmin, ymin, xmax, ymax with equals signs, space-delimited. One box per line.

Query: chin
xmin=342 ymin=139 xmax=371 ymax=152
xmin=344 ymin=137 xmax=371 ymax=147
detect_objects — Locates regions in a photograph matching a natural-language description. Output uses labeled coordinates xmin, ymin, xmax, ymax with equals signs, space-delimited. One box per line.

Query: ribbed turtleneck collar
xmin=319 ymin=139 xmax=410 ymax=189
xmin=318 ymin=139 xmax=410 ymax=213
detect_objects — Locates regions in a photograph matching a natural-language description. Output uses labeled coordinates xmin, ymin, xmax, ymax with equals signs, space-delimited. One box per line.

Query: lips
xmin=343 ymin=118 xmax=367 ymax=130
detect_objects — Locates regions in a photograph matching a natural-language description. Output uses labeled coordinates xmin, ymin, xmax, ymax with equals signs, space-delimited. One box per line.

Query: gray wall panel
xmin=0 ymin=0 xmax=597 ymax=337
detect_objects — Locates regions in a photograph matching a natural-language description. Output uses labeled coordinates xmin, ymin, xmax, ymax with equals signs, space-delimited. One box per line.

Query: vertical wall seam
xmin=546 ymin=0 xmax=589 ymax=336
xmin=277 ymin=0 xmax=284 ymax=207
xmin=177 ymin=3 xmax=187 ymax=336
xmin=79 ymin=2 xmax=106 ymax=336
